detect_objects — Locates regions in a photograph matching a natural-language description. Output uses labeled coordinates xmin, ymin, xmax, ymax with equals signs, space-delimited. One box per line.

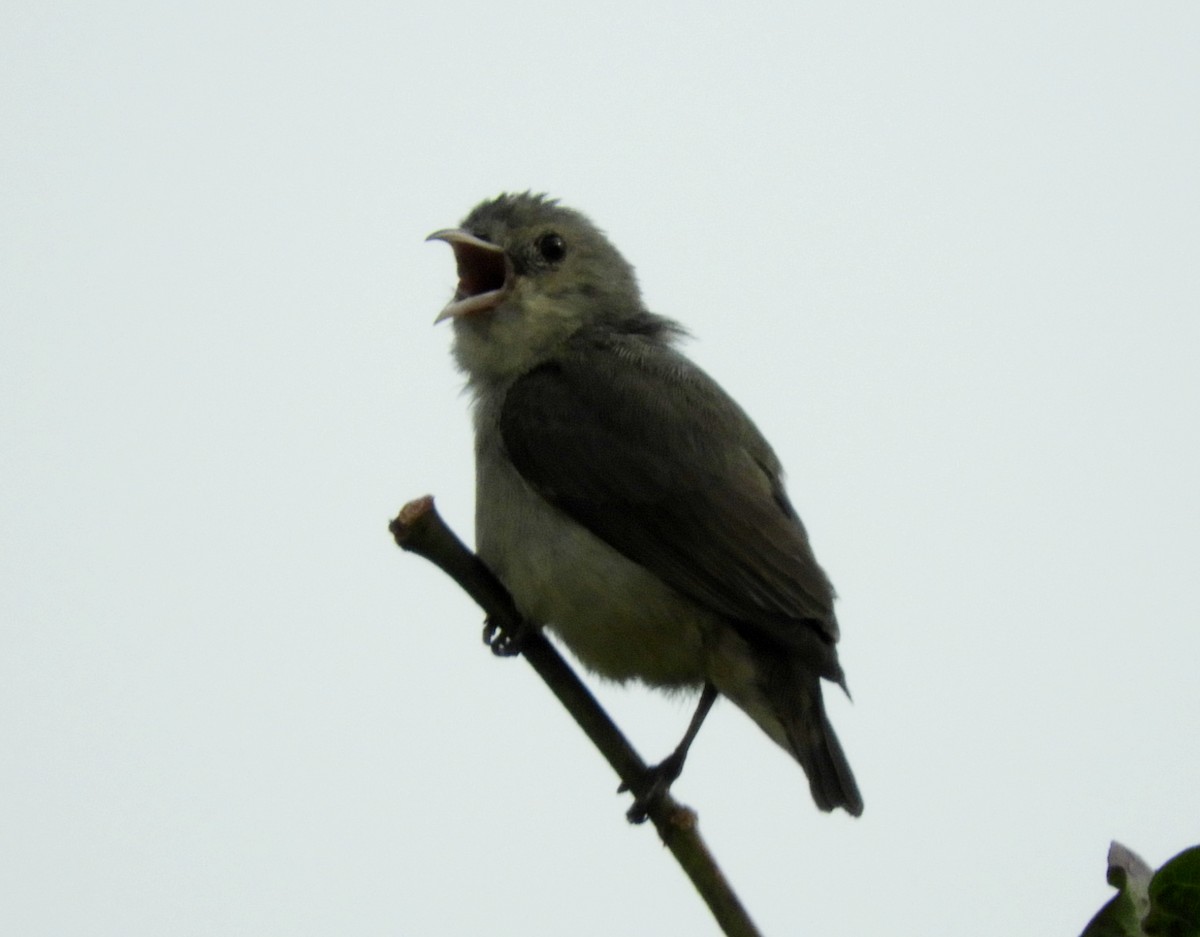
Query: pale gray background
xmin=2 ymin=2 xmax=1197 ymax=935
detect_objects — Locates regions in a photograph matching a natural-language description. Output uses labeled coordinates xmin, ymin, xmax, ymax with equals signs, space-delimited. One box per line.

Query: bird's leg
xmin=621 ymin=682 xmax=719 ymax=824
xmin=481 ymin=615 xmax=533 ymax=657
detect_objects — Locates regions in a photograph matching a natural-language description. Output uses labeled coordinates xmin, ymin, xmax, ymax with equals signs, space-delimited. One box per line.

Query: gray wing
xmin=499 ymin=342 xmax=839 ymax=649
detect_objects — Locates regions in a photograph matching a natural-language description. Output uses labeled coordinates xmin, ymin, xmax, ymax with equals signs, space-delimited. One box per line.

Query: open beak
xmin=426 ymin=229 xmax=513 ymax=323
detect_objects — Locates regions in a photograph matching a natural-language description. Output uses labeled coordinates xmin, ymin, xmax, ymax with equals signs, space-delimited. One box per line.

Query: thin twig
xmin=390 ymin=495 xmax=763 ymax=937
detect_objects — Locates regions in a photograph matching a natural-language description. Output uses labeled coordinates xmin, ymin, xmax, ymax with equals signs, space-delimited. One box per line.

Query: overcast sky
xmin=2 ymin=3 xmax=1198 ymax=935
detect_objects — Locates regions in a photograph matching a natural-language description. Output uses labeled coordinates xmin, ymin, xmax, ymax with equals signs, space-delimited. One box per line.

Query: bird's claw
xmin=482 ymin=616 xmax=530 ymax=657
xmin=618 ymin=752 xmax=686 ymax=824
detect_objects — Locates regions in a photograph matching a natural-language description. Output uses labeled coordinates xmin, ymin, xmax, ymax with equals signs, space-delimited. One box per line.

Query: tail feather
xmin=778 ymin=672 xmax=863 ymax=816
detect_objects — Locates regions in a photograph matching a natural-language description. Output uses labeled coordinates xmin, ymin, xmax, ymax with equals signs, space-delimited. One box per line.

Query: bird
xmin=427 ymin=192 xmax=862 ymax=819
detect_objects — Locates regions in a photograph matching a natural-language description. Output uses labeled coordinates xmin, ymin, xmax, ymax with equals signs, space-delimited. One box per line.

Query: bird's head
xmin=428 ymin=193 xmax=644 ymax=384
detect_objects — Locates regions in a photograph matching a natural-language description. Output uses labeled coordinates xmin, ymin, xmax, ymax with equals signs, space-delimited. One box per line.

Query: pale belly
xmin=474 ymin=443 xmax=715 ymax=687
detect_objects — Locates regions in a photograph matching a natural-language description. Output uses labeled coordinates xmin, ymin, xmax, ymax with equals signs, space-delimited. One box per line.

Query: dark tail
xmin=777 ymin=670 xmax=863 ymax=816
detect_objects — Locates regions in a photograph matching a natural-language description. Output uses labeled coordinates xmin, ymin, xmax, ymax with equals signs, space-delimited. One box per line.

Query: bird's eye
xmin=536 ymin=232 xmax=567 ymax=264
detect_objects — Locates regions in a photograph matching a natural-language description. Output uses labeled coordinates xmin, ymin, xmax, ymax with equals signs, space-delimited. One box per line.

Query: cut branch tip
xmin=390 ymin=495 xmax=436 ymax=547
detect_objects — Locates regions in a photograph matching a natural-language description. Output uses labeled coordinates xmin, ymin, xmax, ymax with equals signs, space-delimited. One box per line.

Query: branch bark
xmin=390 ymin=495 xmax=762 ymax=937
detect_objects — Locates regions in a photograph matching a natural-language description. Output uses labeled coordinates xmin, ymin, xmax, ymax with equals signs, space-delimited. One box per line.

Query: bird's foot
xmin=482 ymin=616 xmax=531 ymax=657
xmin=619 ymin=751 xmax=686 ymax=824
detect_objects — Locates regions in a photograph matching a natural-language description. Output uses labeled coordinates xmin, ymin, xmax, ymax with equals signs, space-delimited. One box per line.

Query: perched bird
xmin=428 ymin=192 xmax=862 ymax=818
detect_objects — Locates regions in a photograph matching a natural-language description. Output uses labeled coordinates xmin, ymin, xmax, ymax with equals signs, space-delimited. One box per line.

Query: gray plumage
xmin=429 ymin=192 xmax=862 ymax=816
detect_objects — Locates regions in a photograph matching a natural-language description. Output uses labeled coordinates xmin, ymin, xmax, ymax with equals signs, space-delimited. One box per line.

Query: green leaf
xmin=1081 ymin=844 xmax=1200 ymax=937
xmin=1081 ymin=842 xmax=1154 ymax=937
xmin=1144 ymin=847 xmax=1200 ymax=937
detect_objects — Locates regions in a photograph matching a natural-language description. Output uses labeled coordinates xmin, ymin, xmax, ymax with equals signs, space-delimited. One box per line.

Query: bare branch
xmin=390 ymin=495 xmax=762 ymax=937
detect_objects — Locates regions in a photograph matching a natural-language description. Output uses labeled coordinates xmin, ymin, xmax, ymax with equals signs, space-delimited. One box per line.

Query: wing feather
xmin=499 ymin=341 xmax=839 ymax=649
